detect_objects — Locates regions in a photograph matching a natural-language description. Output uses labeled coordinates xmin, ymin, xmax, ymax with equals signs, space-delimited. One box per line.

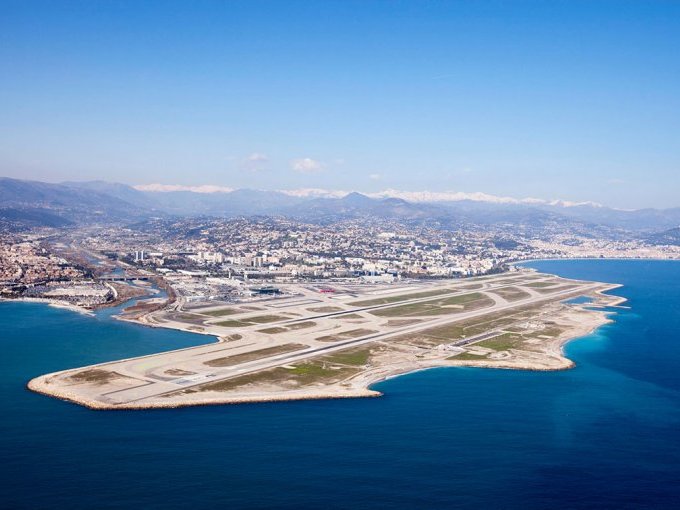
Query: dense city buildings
xmin=1 ymin=216 xmax=678 ymax=309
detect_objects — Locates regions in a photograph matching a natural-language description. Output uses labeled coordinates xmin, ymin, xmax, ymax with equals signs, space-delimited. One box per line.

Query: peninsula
xmin=28 ymin=269 xmax=624 ymax=409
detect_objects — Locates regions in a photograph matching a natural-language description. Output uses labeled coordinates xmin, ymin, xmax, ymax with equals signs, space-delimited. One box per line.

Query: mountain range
xmin=1 ymin=177 xmax=679 ymax=240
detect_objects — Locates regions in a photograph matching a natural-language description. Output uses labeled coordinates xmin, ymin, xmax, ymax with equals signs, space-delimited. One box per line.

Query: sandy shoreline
xmin=0 ymin=279 xmax=158 ymax=316
xmin=1 ymin=297 xmax=95 ymax=316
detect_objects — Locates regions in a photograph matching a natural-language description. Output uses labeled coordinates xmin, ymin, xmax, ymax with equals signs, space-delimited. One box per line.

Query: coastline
xmin=0 ymin=280 xmax=158 ymax=316
xmin=515 ymin=256 xmax=680 ymax=264
xmin=18 ymin=266 xmax=627 ymax=411
xmin=24 ymin=321 xmax=597 ymax=411
xmin=7 ymin=240 xmax=680 ymax=508
xmin=26 ymin=285 xmax=623 ymax=410
xmin=1 ymin=297 xmax=95 ymax=316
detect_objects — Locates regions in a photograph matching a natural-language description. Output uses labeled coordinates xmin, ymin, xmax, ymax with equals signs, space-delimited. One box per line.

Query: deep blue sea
xmin=2 ymin=260 xmax=680 ymax=509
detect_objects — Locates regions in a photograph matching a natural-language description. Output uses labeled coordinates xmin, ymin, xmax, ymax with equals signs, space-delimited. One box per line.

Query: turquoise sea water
xmin=2 ymin=260 xmax=680 ymax=509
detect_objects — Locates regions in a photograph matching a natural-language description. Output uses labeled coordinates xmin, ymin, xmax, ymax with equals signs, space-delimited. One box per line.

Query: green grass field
xmin=247 ymin=315 xmax=286 ymax=323
xmin=307 ymin=306 xmax=344 ymax=313
xmin=448 ymin=351 xmax=489 ymax=361
xmin=533 ymin=284 xmax=578 ymax=294
xmin=257 ymin=327 xmax=288 ymax=334
xmin=526 ymin=281 xmax=559 ymax=288
xmin=370 ymin=292 xmax=493 ymax=317
xmin=201 ymin=308 xmax=239 ymax=317
xmin=331 ymin=313 xmax=365 ymax=320
xmin=389 ymin=301 xmax=554 ymax=347
xmin=189 ymin=361 xmax=360 ymax=393
xmin=475 ymin=333 xmax=523 ymax=351
xmin=316 ymin=328 xmax=377 ymax=342
xmin=323 ymin=348 xmax=371 ymax=366
xmin=216 ymin=314 xmax=285 ymax=328
xmin=215 ymin=319 xmax=252 ymax=328
xmin=349 ymin=288 xmax=456 ymax=307
xmin=287 ymin=321 xmax=317 ymax=330
xmin=490 ymin=286 xmax=531 ymax=302
xmin=204 ymin=343 xmax=306 ymax=367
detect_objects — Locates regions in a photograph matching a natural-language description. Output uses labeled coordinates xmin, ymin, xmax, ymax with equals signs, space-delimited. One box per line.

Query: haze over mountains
xmin=1 ymin=177 xmax=680 ymax=237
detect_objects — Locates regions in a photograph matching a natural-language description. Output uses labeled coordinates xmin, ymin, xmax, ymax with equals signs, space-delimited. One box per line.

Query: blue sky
xmin=1 ymin=0 xmax=679 ymax=208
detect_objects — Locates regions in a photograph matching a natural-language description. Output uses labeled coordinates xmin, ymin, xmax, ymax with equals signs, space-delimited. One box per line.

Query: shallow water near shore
xmin=2 ymin=260 xmax=680 ymax=509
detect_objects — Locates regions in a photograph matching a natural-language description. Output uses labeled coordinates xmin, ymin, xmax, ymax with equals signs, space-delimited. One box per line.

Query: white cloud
xmin=369 ymin=173 xmax=381 ymax=181
xmin=134 ymin=182 xmax=604 ymax=207
xmin=367 ymin=189 xmax=521 ymax=204
xmin=365 ymin=189 xmax=602 ymax=207
xmin=241 ymin=152 xmax=269 ymax=172
xmin=279 ymin=188 xmax=348 ymax=198
xmin=290 ymin=157 xmax=325 ymax=173
xmin=134 ymin=183 xmax=233 ymax=193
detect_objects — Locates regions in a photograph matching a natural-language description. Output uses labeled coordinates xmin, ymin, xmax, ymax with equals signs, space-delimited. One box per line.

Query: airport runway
xmin=101 ymin=280 xmax=602 ymax=405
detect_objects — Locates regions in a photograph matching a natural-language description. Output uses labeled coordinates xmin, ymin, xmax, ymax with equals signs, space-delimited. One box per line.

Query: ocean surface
xmin=2 ymin=259 xmax=680 ymax=509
